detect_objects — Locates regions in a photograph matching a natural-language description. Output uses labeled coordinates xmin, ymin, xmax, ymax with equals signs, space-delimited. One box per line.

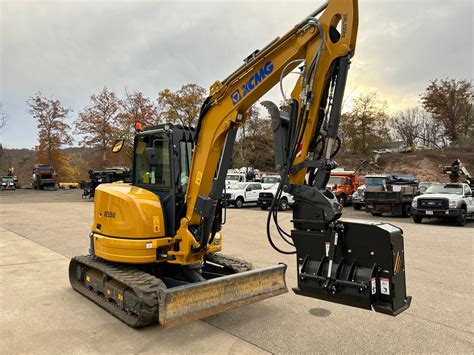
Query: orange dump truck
xmin=327 ymin=170 xmax=363 ymax=205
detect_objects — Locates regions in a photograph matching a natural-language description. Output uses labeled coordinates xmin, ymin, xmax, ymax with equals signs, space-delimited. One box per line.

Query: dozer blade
xmin=158 ymin=264 xmax=287 ymax=328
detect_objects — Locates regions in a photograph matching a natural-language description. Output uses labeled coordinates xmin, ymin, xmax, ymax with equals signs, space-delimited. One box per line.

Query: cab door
xmin=464 ymin=185 xmax=473 ymax=213
xmin=245 ymin=183 xmax=262 ymax=202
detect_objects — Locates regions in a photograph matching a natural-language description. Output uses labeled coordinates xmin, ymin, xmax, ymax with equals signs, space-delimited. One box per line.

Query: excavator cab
xmin=132 ymin=124 xmax=196 ymax=236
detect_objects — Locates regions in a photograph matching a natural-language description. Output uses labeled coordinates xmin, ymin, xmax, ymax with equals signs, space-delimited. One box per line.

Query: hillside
xmin=0 ymin=147 xmax=104 ymax=186
xmin=337 ymin=144 xmax=474 ymax=182
xmin=2 ymin=143 xmax=473 ymax=186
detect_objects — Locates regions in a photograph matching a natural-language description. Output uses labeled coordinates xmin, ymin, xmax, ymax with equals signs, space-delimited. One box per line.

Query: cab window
xmin=179 ymin=141 xmax=193 ymax=189
xmin=134 ymin=133 xmax=171 ymax=187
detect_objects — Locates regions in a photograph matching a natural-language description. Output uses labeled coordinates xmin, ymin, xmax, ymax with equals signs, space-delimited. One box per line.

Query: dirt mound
xmin=337 ymin=145 xmax=474 ymax=182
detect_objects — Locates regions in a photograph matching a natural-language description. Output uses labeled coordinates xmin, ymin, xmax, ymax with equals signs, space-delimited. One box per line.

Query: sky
xmin=0 ymin=0 xmax=472 ymax=149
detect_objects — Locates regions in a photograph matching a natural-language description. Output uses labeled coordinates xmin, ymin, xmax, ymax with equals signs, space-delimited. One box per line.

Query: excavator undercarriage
xmin=70 ymin=253 xmax=287 ymax=328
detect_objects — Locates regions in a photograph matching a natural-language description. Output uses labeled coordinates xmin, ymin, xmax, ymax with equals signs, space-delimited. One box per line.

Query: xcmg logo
xmin=231 ymin=61 xmax=274 ymax=105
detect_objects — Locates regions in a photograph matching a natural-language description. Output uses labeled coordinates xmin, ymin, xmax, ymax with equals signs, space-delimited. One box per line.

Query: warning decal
xmin=153 ymin=216 xmax=161 ymax=233
xmin=371 ymin=277 xmax=376 ymax=295
xmin=380 ymin=277 xmax=390 ymax=295
xmin=394 ymin=251 xmax=402 ymax=274
xmin=325 ymin=242 xmax=330 ymax=257
xmin=379 ymin=223 xmax=400 ymax=234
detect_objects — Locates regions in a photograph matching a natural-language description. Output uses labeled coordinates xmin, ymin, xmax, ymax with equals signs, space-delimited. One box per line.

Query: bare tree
xmin=418 ymin=111 xmax=445 ymax=148
xmin=391 ymin=107 xmax=447 ymax=149
xmin=391 ymin=108 xmax=421 ymax=148
xmin=0 ymin=102 xmax=7 ymax=130
xmin=340 ymin=92 xmax=391 ymax=153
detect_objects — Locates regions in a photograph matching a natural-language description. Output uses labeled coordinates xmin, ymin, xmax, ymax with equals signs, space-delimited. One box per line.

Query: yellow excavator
xmin=69 ymin=0 xmax=411 ymax=328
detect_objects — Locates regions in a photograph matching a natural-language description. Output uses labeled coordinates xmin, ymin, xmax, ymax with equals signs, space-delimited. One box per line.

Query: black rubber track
xmin=204 ymin=252 xmax=253 ymax=273
xmin=69 ymin=253 xmax=253 ymax=327
xmin=69 ymin=255 xmax=165 ymax=327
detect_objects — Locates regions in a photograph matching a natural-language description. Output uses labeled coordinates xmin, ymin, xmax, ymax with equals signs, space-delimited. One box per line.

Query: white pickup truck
xmin=261 ymin=175 xmax=281 ymax=189
xmin=225 ymin=173 xmax=247 ymax=189
xmin=223 ymin=182 xmax=263 ymax=208
xmin=257 ymin=183 xmax=294 ymax=211
xmin=411 ymin=183 xmax=473 ymax=226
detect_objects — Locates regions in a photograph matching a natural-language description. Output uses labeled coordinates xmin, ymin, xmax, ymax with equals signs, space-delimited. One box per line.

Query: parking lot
xmin=1 ymin=189 xmax=473 ymax=353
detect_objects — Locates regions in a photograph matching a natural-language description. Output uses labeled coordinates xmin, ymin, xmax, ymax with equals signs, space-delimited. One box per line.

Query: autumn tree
xmin=119 ymin=90 xmax=160 ymax=129
xmin=27 ymin=93 xmax=73 ymax=177
xmin=62 ymin=151 xmax=90 ymax=182
xmin=420 ymin=79 xmax=473 ymax=143
xmin=157 ymin=83 xmax=206 ymax=126
xmin=75 ymin=87 xmax=122 ymax=167
xmin=340 ymin=92 xmax=391 ymax=153
xmin=115 ymin=90 xmax=160 ymax=164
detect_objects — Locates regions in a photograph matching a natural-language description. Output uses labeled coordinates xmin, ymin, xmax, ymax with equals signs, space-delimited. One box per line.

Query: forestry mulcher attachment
xmin=70 ymin=0 xmax=411 ymax=329
xmin=81 ymin=167 xmax=132 ymax=199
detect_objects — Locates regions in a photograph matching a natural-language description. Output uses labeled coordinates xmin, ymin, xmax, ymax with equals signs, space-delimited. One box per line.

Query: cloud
xmin=1 ymin=0 xmax=472 ymax=148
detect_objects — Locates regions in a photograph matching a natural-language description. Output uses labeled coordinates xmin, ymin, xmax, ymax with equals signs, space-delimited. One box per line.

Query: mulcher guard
xmin=291 ymin=220 xmax=411 ymax=316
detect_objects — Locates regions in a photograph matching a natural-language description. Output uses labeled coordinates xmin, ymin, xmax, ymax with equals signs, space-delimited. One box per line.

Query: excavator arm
xmin=173 ymin=0 xmax=358 ymax=262
xmin=170 ymin=0 xmax=410 ymax=317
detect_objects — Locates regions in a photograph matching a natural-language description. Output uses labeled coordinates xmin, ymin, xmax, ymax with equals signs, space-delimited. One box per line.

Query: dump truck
xmin=365 ymin=174 xmax=419 ymax=217
xmin=352 ymin=174 xmax=392 ymax=210
xmin=32 ymin=164 xmax=57 ymax=190
xmin=326 ymin=170 xmax=362 ymax=205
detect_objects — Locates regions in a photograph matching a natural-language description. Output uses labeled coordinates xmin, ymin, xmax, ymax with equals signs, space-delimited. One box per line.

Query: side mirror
xmin=246 ymin=187 xmax=252 ymax=192
xmin=112 ymin=138 xmax=125 ymax=153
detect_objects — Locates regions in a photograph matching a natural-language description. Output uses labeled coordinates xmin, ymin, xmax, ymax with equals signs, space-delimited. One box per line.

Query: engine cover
xmin=92 ymin=183 xmax=165 ymax=239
